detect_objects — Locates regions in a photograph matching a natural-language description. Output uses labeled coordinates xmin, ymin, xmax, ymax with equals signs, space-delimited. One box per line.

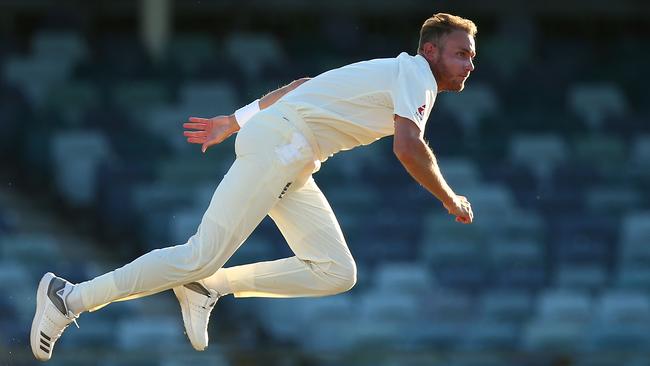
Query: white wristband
xmin=234 ymin=99 xmax=260 ymax=128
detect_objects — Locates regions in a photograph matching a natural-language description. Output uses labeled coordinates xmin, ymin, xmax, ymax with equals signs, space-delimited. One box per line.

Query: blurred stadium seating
xmin=1 ymin=1 xmax=649 ymax=365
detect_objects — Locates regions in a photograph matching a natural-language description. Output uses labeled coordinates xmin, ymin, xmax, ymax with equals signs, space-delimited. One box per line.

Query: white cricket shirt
xmin=280 ymin=52 xmax=437 ymax=161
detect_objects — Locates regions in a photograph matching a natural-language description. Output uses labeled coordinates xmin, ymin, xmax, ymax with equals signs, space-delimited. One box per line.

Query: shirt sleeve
xmin=392 ymin=57 xmax=433 ymax=131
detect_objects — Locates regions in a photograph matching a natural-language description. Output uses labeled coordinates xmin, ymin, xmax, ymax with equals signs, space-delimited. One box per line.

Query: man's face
xmin=425 ymin=30 xmax=476 ymax=92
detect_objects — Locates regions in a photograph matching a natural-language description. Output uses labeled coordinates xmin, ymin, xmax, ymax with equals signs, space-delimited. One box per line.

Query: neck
xmin=418 ymin=53 xmax=445 ymax=93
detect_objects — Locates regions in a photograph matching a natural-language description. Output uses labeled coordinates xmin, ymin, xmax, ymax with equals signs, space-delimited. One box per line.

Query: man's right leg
xmin=75 ymin=154 xmax=297 ymax=312
xmin=32 ymin=154 xmax=284 ymax=360
xmin=31 ymin=113 xmax=316 ymax=359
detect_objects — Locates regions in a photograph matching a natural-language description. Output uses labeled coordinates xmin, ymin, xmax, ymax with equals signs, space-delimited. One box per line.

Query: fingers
xmin=183 ymin=131 xmax=208 ymax=138
xmin=188 ymin=117 xmax=211 ymax=123
xmin=455 ymin=207 xmax=473 ymax=224
xmin=185 ymin=131 xmax=208 ymax=145
xmin=183 ymin=122 xmax=207 ymax=130
xmin=447 ymin=194 xmax=473 ymax=224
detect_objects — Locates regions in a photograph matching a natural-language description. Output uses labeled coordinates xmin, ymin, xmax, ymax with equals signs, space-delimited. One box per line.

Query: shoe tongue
xmin=184 ymin=282 xmax=211 ymax=296
xmin=47 ymin=278 xmax=69 ymax=315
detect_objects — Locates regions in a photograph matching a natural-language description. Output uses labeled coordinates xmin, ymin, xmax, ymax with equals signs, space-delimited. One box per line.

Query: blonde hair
xmin=418 ymin=13 xmax=477 ymax=51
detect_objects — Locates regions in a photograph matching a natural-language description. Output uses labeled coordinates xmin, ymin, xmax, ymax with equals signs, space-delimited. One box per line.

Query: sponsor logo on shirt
xmin=416 ymin=104 xmax=426 ymax=120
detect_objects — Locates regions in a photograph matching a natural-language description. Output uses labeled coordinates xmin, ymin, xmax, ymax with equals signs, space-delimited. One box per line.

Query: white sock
xmin=202 ymin=271 xmax=233 ymax=296
xmin=66 ymin=286 xmax=86 ymax=316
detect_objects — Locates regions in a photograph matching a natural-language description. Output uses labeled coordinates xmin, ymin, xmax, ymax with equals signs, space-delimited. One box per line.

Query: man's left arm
xmin=183 ymin=77 xmax=310 ymax=153
xmin=258 ymin=77 xmax=310 ymax=109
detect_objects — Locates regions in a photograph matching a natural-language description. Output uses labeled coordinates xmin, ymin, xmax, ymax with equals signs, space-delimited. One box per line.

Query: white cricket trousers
xmin=76 ymin=102 xmax=357 ymax=312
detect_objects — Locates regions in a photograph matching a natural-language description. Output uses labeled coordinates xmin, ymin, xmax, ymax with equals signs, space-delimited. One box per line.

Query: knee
xmin=326 ymin=259 xmax=357 ymax=294
xmin=180 ymin=232 xmax=225 ymax=274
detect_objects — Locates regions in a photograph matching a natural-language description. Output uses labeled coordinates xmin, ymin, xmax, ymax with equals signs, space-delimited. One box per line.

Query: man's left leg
xmin=205 ymin=176 xmax=357 ymax=298
xmin=177 ymin=177 xmax=357 ymax=349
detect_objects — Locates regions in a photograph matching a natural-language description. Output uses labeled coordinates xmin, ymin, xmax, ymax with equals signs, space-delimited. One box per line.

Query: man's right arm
xmin=393 ymin=115 xmax=473 ymax=223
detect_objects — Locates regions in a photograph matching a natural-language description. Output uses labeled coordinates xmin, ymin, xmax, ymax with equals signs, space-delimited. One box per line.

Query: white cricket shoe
xmin=31 ymin=272 xmax=79 ymax=361
xmin=173 ymin=281 xmax=220 ymax=351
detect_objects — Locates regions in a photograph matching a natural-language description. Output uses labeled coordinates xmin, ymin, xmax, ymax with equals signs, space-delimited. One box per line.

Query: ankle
xmin=65 ymin=286 xmax=86 ymax=316
xmin=202 ymin=272 xmax=233 ymax=296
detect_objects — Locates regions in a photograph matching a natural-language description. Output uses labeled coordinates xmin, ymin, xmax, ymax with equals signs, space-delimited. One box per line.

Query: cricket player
xmin=31 ymin=13 xmax=476 ymax=360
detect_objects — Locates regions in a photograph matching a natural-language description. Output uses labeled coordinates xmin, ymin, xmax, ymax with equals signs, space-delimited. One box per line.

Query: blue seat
xmin=421 ymin=236 xmax=484 ymax=269
xmin=616 ymin=266 xmax=650 ymax=290
xmin=116 ymin=316 xmax=184 ymax=351
xmin=51 ymin=130 xmax=112 ymax=207
xmin=478 ymin=289 xmax=533 ymax=322
xmin=587 ymin=291 xmax=650 ymax=352
xmin=509 ymin=133 xmax=569 ymax=183
xmin=438 ymin=82 xmax=500 ymax=137
xmin=3 ymin=56 xmax=74 ymax=106
xmin=293 ymin=295 xmax=358 ymax=352
xmin=373 ymin=262 xmax=434 ymax=295
xmin=626 ymin=358 xmax=650 ymax=366
xmin=31 ymin=30 xmax=88 ymax=65
xmin=620 ymin=212 xmax=650 ymax=265
xmin=167 ymin=208 xmax=203 ymax=244
xmin=161 ymin=353 xmax=232 ymax=366
xmin=597 ymin=290 xmax=650 ymax=323
xmin=406 ymin=289 xmax=474 ymax=349
xmin=524 ymin=289 xmax=592 ymax=351
xmin=536 ymin=289 xmax=593 ymax=323
xmin=554 ymin=237 xmax=611 ymax=265
xmin=224 ymin=32 xmax=285 ymax=79
xmin=461 ymin=184 xmax=518 ymax=234
xmin=57 ymin=316 xmax=116 ymax=350
xmin=227 ymin=234 xmax=276 ymax=267
xmin=488 ymin=239 xmax=544 ymax=266
xmin=423 ymin=288 xmax=474 ymax=322
xmin=434 ymin=262 xmax=487 ymax=289
xmin=585 ymin=185 xmax=640 ymax=214
xmin=460 ymin=320 xmax=519 ymax=351
xmin=354 ymin=290 xmax=425 ymax=347
xmin=631 ymin=135 xmax=650 ymax=176
xmin=568 ymin=83 xmax=627 ymax=131
xmin=522 ymin=319 xmax=587 ymax=352
xmin=42 ymin=81 xmax=101 ymax=127
xmin=492 ymin=264 xmax=547 ymax=289
xmin=587 ymin=322 xmax=650 ymax=351
xmin=179 ymin=81 xmax=237 ymax=116
xmin=1 ymin=233 xmax=62 ymax=267
xmin=574 ymin=135 xmax=627 ymax=179
xmin=255 ymin=297 xmax=311 ymax=342
xmin=438 ymin=157 xmax=482 ymax=191
xmin=111 ymin=81 xmax=172 ymax=119
xmin=554 ymin=264 xmax=609 ymax=291
xmin=167 ymin=33 xmax=218 ymax=77
xmin=422 ymin=206 xmax=486 ymax=238
xmin=549 ymin=214 xmax=618 ymax=257
xmin=502 ymin=210 xmax=544 ymax=242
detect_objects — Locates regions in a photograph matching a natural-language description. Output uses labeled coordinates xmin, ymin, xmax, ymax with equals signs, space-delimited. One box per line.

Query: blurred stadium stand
xmin=1 ymin=0 xmax=649 ymax=365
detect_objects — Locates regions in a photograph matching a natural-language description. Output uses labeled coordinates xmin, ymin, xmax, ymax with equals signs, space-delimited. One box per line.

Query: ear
xmin=421 ymin=41 xmax=439 ymax=61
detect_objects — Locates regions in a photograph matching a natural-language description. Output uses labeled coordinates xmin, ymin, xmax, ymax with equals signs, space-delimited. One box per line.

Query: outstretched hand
xmin=443 ymin=195 xmax=474 ymax=224
xmin=183 ymin=115 xmax=239 ymax=153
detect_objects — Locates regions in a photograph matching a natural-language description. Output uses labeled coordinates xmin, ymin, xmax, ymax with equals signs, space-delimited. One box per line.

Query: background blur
xmin=1 ymin=0 xmax=650 ymax=365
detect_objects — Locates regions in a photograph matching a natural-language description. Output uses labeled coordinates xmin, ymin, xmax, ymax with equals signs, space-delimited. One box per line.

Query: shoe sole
xmin=31 ymin=272 xmax=54 ymax=361
xmin=173 ymin=287 xmax=206 ymax=351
